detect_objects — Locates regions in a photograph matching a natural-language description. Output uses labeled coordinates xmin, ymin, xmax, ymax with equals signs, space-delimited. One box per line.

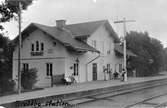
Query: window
xmin=23 ymin=63 xmax=29 ymax=71
xmin=41 ymin=43 xmax=44 ymax=51
xmin=73 ymin=63 xmax=79 ymax=76
xmin=46 ymin=63 xmax=53 ymax=76
xmin=36 ymin=41 xmax=39 ymax=51
xmin=119 ymin=64 xmax=123 ymax=73
xmin=107 ymin=50 xmax=110 ymax=54
xmin=31 ymin=44 xmax=34 ymax=51
xmin=107 ymin=64 xmax=110 ymax=70
xmin=76 ymin=37 xmax=87 ymax=43
xmin=31 ymin=41 xmax=44 ymax=56
xmin=31 ymin=41 xmax=44 ymax=52
xmin=99 ymin=41 xmax=104 ymax=54
xmin=92 ymin=40 xmax=97 ymax=54
xmin=102 ymin=41 xmax=104 ymax=54
xmin=92 ymin=40 xmax=97 ymax=48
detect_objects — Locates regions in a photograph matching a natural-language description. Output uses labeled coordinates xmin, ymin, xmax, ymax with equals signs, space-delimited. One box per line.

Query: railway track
xmin=67 ymin=79 xmax=167 ymax=108
xmin=125 ymin=93 xmax=167 ymax=108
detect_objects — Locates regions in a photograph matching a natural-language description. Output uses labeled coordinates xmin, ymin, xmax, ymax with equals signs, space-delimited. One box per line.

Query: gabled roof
xmin=13 ymin=23 xmax=99 ymax=53
xmin=114 ymin=43 xmax=137 ymax=57
xmin=65 ymin=20 xmax=119 ymax=42
xmin=13 ymin=20 xmax=120 ymax=53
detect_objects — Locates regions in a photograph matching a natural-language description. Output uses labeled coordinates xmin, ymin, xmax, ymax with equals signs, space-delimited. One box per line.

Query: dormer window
xmin=76 ymin=36 xmax=87 ymax=43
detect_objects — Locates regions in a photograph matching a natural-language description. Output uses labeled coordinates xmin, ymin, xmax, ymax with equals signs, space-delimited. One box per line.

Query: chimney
xmin=56 ymin=20 xmax=66 ymax=28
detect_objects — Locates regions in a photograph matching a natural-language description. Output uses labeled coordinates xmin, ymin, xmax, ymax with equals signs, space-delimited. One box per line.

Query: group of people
xmin=61 ymin=74 xmax=76 ymax=85
xmin=103 ymin=67 xmax=127 ymax=81
xmin=62 ymin=67 xmax=128 ymax=85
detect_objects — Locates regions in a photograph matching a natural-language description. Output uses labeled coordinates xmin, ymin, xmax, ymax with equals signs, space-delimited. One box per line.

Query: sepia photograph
xmin=0 ymin=0 xmax=167 ymax=108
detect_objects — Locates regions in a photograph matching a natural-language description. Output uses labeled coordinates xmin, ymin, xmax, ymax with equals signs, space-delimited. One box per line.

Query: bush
xmin=0 ymin=78 xmax=15 ymax=94
xmin=21 ymin=68 xmax=38 ymax=90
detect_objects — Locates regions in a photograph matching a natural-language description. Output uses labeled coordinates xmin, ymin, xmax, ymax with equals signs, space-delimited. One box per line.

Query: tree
xmin=0 ymin=0 xmax=34 ymax=30
xmin=0 ymin=34 xmax=15 ymax=95
xmin=21 ymin=68 xmax=38 ymax=90
xmin=0 ymin=34 xmax=12 ymax=79
xmin=162 ymin=48 xmax=167 ymax=71
xmin=0 ymin=78 xmax=15 ymax=95
xmin=126 ymin=31 xmax=164 ymax=76
xmin=0 ymin=0 xmax=35 ymax=94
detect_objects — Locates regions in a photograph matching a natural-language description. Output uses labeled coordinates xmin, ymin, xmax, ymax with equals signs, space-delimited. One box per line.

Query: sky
xmin=1 ymin=0 xmax=167 ymax=47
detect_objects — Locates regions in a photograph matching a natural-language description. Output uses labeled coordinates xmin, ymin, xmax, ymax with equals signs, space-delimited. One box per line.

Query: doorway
xmin=92 ymin=63 xmax=97 ymax=81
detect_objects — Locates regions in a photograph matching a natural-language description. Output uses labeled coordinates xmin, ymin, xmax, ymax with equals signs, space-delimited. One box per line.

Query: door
xmin=46 ymin=63 xmax=53 ymax=87
xmin=92 ymin=63 xmax=97 ymax=81
xmin=73 ymin=63 xmax=79 ymax=82
xmin=119 ymin=64 xmax=123 ymax=73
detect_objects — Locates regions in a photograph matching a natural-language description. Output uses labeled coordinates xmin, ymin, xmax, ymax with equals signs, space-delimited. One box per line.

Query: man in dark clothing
xmin=121 ymin=69 xmax=126 ymax=81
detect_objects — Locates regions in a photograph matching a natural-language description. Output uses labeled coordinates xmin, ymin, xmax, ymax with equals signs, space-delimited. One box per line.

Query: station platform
xmin=1 ymin=72 xmax=167 ymax=106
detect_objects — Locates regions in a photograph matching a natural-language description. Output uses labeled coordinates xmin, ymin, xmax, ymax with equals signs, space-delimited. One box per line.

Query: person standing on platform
xmin=103 ymin=66 xmax=107 ymax=81
xmin=121 ymin=69 xmax=126 ymax=81
xmin=109 ymin=69 xmax=113 ymax=80
xmin=133 ymin=69 xmax=136 ymax=77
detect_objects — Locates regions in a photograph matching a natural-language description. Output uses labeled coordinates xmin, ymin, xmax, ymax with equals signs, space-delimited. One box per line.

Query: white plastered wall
xmin=13 ymin=30 xmax=67 ymax=87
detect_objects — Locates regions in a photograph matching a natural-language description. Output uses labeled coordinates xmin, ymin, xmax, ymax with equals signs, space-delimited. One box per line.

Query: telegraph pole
xmin=8 ymin=0 xmax=23 ymax=94
xmin=18 ymin=1 xmax=22 ymax=94
xmin=114 ymin=18 xmax=135 ymax=81
xmin=7 ymin=0 xmax=32 ymax=94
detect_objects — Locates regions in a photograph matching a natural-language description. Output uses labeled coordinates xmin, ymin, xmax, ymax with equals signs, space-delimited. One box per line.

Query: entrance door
xmin=92 ymin=63 xmax=97 ymax=81
xmin=73 ymin=63 xmax=79 ymax=82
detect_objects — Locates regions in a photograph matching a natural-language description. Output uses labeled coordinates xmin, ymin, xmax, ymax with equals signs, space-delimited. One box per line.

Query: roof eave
xmin=114 ymin=49 xmax=137 ymax=57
